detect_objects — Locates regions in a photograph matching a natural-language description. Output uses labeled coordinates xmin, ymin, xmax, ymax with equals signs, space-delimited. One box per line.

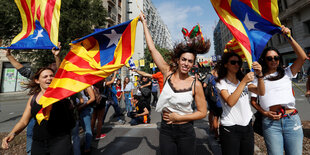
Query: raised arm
xmin=52 ymin=42 xmax=61 ymax=70
xmin=4 ymin=49 xmax=24 ymax=69
xmin=106 ymin=72 xmax=117 ymax=86
xmin=132 ymin=69 xmax=152 ymax=78
xmin=139 ymin=13 xmax=171 ymax=77
xmin=282 ymin=26 xmax=308 ymax=76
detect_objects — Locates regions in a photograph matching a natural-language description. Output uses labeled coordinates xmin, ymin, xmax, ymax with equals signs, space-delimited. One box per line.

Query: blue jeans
xmin=80 ymin=106 xmax=93 ymax=151
xmin=72 ymin=121 xmax=81 ymax=155
xmin=263 ymin=114 xmax=303 ymax=155
xmin=103 ymin=100 xmax=122 ymax=123
xmin=26 ymin=118 xmax=35 ymax=155
xmin=124 ymin=93 xmax=132 ymax=112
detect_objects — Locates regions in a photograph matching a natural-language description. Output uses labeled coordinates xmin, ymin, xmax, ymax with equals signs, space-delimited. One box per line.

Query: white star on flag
xmin=104 ymin=29 xmax=122 ymax=48
xmin=243 ymin=13 xmax=258 ymax=31
xmin=33 ymin=29 xmax=44 ymax=41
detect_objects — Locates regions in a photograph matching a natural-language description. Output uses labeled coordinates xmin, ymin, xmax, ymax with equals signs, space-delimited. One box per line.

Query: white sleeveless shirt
xmin=155 ymin=76 xmax=195 ymax=115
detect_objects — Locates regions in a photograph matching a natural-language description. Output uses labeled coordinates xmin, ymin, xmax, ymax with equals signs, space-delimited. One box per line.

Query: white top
xmin=216 ymin=79 xmax=253 ymax=126
xmin=80 ymin=89 xmax=89 ymax=104
xmin=122 ymin=82 xmax=134 ymax=92
xmin=155 ymin=78 xmax=194 ymax=115
xmin=251 ymin=67 xmax=296 ymax=111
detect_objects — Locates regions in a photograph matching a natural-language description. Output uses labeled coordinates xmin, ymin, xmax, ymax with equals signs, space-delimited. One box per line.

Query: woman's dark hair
xmin=26 ymin=67 xmax=54 ymax=95
xmin=259 ymin=47 xmax=284 ymax=81
xmin=217 ymin=52 xmax=244 ymax=82
xmin=132 ymin=95 xmax=140 ymax=101
xmin=116 ymin=78 xmax=121 ymax=85
xmin=170 ymin=39 xmax=211 ymax=70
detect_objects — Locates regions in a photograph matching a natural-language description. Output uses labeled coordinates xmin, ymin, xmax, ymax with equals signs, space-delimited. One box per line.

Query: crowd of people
xmin=1 ymin=13 xmax=309 ymax=155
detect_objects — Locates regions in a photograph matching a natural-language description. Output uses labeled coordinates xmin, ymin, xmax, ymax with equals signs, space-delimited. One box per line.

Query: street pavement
xmin=0 ymin=81 xmax=310 ymax=154
xmin=0 ymin=94 xmax=220 ymax=154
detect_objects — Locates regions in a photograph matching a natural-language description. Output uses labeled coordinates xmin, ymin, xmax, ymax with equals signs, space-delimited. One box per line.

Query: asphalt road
xmin=0 ymin=81 xmax=309 ymax=154
xmin=0 ymin=98 xmax=220 ymax=154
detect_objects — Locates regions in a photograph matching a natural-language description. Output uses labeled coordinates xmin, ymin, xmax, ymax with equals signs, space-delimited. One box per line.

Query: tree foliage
xmin=142 ymin=45 xmax=171 ymax=73
xmin=0 ymin=0 xmax=107 ymax=69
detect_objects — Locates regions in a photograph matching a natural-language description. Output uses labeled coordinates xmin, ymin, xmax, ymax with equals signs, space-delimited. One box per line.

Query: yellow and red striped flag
xmin=36 ymin=17 xmax=139 ymax=124
xmin=9 ymin=0 xmax=61 ymax=49
xmin=211 ymin=0 xmax=282 ymax=69
xmin=224 ymin=38 xmax=246 ymax=61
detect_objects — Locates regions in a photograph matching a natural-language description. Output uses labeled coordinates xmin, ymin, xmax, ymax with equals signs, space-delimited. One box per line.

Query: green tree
xmin=141 ymin=45 xmax=171 ymax=73
xmin=0 ymin=0 xmax=107 ymax=69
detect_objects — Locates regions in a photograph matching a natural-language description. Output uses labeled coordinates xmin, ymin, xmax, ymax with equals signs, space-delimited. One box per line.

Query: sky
xmin=151 ymin=0 xmax=219 ymax=57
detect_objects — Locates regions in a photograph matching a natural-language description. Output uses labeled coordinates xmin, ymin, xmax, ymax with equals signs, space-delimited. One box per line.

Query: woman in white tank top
xmin=140 ymin=13 xmax=209 ymax=155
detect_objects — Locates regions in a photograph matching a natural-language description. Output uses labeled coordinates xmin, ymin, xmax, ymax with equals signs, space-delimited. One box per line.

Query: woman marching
xmin=251 ymin=26 xmax=307 ymax=155
xmin=216 ymin=52 xmax=265 ymax=155
xmin=140 ymin=13 xmax=209 ymax=155
xmin=1 ymin=68 xmax=74 ymax=155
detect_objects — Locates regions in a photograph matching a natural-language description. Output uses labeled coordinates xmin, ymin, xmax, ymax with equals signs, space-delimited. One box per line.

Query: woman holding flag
xmin=1 ymin=67 xmax=74 ymax=155
xmin=215 ymin=52 xmax=265 ymax=155
xmin=140 ymin=13 xmax=209 ymax=155
xmin=251 ymin=26 xmax=307 ymax=155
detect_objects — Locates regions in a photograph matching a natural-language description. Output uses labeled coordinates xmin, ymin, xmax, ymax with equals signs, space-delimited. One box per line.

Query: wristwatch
xmin=256 ymin=74 xmax=264 ymax=78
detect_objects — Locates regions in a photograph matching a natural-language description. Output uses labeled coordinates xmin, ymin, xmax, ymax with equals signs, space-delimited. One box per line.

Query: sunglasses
xmin=229 ymin=60 xmax=242 ymax=66
xmin=266 ymin=56 xmax=280 ymax=61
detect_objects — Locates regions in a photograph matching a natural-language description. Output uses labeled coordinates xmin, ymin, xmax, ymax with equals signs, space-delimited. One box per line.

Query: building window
xmin=108 ymin=5 xmax=112 ymax=14
xmin=304 ymin=20 xmax=310 ymax=34
xmin=278 ymin=0 xmax=283 ymax=13
xmin=277 ymin=34 xmax=281 ymax=45
xmin=283 ymin=0 xmax=288 ymax=9
xmin=118 ymin=0 xmax=122 ymax=8
xmin=118 ymin=14 xmax=121 ymax=23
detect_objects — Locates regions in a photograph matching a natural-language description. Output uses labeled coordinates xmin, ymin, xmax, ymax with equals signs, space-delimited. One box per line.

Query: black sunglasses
xmin=229 ymin=60 xmax=242 ymax=66
xmin=266 ymin=56 xmax=280 ymax=61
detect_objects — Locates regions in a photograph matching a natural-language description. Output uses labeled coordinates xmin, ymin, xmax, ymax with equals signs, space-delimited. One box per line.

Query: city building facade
xmin=126 ymin=0 xmax=173 ymax=82
xmin=213 ymin=0 xmax=310 ymax=72
xmin=213 ymin=20 xmax=233 ymax=57
xmin=268 ymin=0 xmax=310 ymax=71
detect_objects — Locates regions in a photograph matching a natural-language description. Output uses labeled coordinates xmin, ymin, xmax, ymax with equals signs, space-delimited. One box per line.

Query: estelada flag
xmin=224 ymin=38 xmax=246 ymax=62
xmin=125 ymin=57 xmax=137 ymax=69
xmin=36 ymin=17 xmax=139 ymax=124
xmin=211 ymin=0 xmax=282 ymax=68
xmin=8 ymin=0 xmax=61 ymax=49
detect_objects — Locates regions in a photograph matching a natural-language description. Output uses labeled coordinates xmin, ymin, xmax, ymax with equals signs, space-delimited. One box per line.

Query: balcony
xmin=106 ymin=13 xmax=117 ymax=24
xmin=108 ymin=0 xmax=116 ymax=6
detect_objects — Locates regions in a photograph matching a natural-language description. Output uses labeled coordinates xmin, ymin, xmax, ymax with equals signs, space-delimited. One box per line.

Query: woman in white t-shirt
xmin=251 ymin=26 xmax=307 ymax=155
xmin=216 ymin=52 xmax=265 ymax=155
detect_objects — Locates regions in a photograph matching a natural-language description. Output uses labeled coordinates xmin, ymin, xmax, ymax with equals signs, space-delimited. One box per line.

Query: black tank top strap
xmin=31 ymin=93 xmax=39 ymax=107
xmin=163 ymin=72 xmax=174 ymax=86
xmin=191 ymin=78 xmax=196 ymax=96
